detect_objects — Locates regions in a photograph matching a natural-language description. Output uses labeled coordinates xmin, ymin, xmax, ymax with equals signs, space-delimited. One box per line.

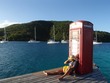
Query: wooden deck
xmin=0 ymin=66 xmax=107 ymax=83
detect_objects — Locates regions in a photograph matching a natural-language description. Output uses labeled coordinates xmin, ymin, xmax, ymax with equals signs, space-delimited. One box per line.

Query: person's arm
xmin=64 ymin=60 xmax=70 ymax=64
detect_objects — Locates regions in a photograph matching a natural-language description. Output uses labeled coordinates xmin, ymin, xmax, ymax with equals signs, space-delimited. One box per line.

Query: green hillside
xmin=0 ymin=20 xmax=110 ymax=42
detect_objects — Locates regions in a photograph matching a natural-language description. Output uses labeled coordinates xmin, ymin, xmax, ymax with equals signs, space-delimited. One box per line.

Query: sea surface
xmin=0 ymin=42 xmax=110 ymax=82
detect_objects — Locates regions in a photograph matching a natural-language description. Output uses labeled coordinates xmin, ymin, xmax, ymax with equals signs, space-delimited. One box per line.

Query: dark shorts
xmin=70 ymin=61 xmax=79 ymax=74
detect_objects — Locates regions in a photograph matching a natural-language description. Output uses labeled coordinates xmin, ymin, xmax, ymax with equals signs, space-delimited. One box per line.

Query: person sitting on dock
xmin=43 ymin=55 xmax=79 ymax=80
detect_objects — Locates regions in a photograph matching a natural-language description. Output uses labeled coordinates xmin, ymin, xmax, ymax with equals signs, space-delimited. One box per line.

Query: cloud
xmin=0 ymin=20 xmax=19 ymax=28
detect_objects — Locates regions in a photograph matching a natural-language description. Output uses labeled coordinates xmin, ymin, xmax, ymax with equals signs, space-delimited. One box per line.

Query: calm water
xmin=93 ymin=43 xmax=110 ymax=82
xmin=0 ymin=42 xmax=110 ymax=82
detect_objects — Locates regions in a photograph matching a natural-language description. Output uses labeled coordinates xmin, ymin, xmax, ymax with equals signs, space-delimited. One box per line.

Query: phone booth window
xmin=71 ymin=30 xmax=80 ymax=56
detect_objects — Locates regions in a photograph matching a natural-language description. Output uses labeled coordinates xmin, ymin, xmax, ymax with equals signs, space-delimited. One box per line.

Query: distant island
xmin=0 ymin=20 xmax=110 ymax=42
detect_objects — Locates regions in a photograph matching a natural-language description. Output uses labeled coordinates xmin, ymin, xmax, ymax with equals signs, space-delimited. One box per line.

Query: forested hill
xmin=0 ymin=20 xmax=110 ymax=42
xmin=0 ymin=20 xmax=72 ymax=41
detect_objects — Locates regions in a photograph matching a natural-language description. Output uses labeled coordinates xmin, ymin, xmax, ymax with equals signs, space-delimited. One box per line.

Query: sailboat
xmin=0 ymin=27 xmax=8 ymax=43
xmin=93 ymin=31 xmax=102 ymax=45
xmin=61 ymin=32 xmax=68 ymax=43
xmin=47 ymin=25 xmax=59 ymax=44
xmin=28 ymin=27 xmax=40 ymax=43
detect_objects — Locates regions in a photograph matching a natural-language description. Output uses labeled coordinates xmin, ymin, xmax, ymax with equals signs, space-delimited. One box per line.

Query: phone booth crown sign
xmin=69 ymin=20 xmax=93 ymax=74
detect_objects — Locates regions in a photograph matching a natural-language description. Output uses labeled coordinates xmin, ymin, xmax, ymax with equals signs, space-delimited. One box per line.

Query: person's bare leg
xmin=43 ymin=69 xmax=63 ymax=76
xmin=58 ymin=68 xmax=72 ymax=80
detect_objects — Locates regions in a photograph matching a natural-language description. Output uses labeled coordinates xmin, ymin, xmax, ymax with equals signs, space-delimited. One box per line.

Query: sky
xmin=0 ymin=0 xmax=110 ymax=32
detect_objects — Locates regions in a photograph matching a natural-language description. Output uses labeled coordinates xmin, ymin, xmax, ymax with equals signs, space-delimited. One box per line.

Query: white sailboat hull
xmin=0 ymin=40 xmax=8 ymax=43
xmin=93 ymin=41 xmax=102 ymax=45
xmin=61 ymin=40 xmax=68 ymax=43
xmin=28 ymin=40 xmax=40 ymax=43
xmin=47 ymin=40 xmax=59 ymax=44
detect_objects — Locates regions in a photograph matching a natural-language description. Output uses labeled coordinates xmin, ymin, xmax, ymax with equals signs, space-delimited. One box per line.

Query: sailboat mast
xmin=34 ymin=27 xmax=36 ymax=41
xmin=4 ymin=27 xmax=7 ymax=41
xmin=53 ymin=25 xmax=55 ymax=41
xmin=63 ymin=32 xmax=65 ymax=40
xmin=95 ymin=31 xmax=97 ymax=42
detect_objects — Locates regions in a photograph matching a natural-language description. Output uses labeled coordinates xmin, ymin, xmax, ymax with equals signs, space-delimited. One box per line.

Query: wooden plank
xmin=0 ymin=66 xmax=107 ymax=83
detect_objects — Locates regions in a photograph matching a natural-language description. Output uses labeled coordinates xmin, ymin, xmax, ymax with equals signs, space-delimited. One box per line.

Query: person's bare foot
xmin=58 ymin=76 xmax=63 ymax=80
xmin=43 ymin=71 xmax=48 ymax=76
xmin=73 ymin=75 xmax=76 ymax=78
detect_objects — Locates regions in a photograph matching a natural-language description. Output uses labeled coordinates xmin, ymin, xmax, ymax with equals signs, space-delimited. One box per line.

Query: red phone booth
xmin=69 ymin=20 xmax=93 ymax=74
